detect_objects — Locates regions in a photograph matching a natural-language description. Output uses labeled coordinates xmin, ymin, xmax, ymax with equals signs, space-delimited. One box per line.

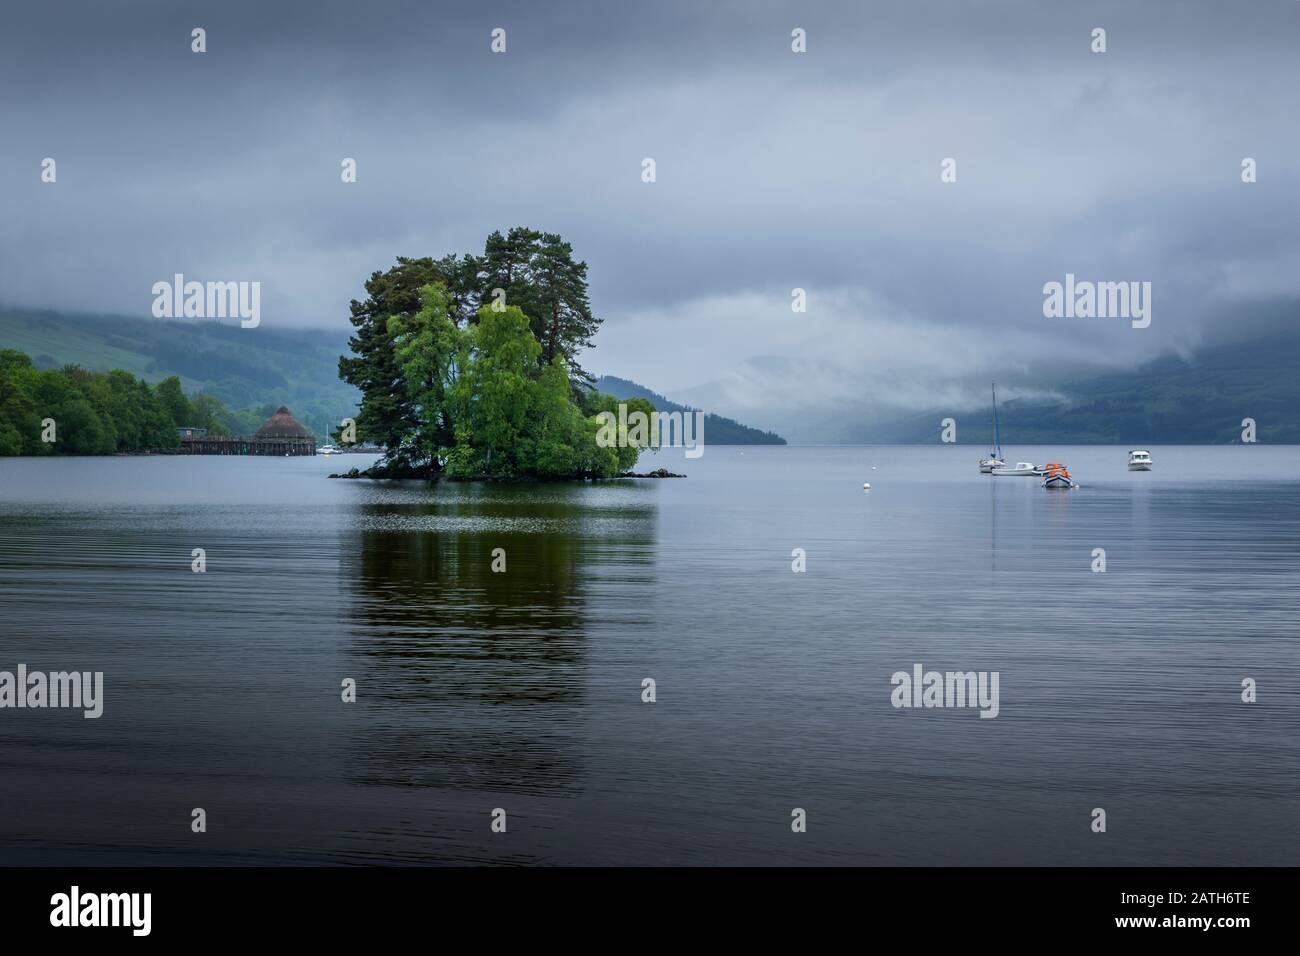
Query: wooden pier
xmin=180 ymin=436 xmax=316 ymax=456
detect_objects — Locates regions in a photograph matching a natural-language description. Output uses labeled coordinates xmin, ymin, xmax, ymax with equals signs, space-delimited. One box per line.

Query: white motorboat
xmin=1128 ymin=449 xmax=1153 ymax=471
xmin=1041 ymin=463 xmax=1076 ymax=489
xmin=992 ymin=461 xmax=1042 ymax=477
xmin=978 ymin=382 xmax=1005 ymax=473
xmin=319 ymin=443 xmax=340 ymax=456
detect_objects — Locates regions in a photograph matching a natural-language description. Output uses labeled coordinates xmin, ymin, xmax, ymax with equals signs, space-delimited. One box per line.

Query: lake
xmin=1 ymin=445 xmax=1297 ymax=865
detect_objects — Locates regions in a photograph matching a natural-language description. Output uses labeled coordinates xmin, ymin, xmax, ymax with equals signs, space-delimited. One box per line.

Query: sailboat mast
xmin=991 ymin=381 xmax=1002 ymax=459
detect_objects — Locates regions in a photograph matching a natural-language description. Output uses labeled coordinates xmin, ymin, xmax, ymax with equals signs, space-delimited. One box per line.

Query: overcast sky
xmin=2 ymin=0 xmax=1298 ymax=431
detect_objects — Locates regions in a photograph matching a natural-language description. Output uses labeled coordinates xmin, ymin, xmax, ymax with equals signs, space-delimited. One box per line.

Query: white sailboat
xmin=978 ymin=382 xmax=1005 ymax=473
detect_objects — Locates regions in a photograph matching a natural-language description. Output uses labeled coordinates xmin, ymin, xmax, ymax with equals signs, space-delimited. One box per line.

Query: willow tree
xmin=444 ymin=303 xmax=616 ymax=479
xmin=386 ymin=283 xmax=464 ymax=468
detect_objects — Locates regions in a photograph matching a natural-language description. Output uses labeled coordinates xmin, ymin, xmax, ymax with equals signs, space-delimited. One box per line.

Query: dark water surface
xmin=1 ymin=445 xmax=1297 ymax=865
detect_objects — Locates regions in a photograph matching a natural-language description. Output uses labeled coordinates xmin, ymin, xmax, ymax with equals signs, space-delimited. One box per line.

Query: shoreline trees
xmin=0 ymin=349 xmax=242 ymax=455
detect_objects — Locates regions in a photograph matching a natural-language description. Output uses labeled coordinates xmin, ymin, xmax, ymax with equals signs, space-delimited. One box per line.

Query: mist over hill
xmin=832 ymin=331 xmax=1300 ymax=445
xmin=4 ymin=307 xmax=1297 ymax=445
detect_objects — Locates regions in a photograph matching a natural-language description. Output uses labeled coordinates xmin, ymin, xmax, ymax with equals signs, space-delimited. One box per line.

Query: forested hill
xmin=0 ymin=308 xmax=358 ymax=440
xmin=594 ymin=375 xmax=786 ymax=445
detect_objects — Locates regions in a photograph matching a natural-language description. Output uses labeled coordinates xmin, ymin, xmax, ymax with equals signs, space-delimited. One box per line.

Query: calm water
xmin=0 ymin=445 xmax=1297 ymax=866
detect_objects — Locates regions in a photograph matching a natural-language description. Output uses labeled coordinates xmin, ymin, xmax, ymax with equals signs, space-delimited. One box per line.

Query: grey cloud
xmin=1 ymin=0 xmax=1297 ymax=425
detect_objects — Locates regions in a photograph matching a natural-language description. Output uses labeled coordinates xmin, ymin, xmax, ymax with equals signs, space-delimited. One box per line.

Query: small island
xmin=335 ymin=227 xmax=663 ymax=480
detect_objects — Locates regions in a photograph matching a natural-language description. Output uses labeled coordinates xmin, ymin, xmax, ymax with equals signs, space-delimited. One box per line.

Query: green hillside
xmin=0 ymin=308 xmax=358 ymax=438
xmin=593 ymin=375 xmax=786 ymax=445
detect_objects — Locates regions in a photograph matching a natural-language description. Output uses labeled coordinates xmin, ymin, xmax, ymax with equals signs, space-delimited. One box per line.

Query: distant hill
xmin=0 ymin=308 xmax=358 ymax=438
xmin=836 ymin=331 xmax=1300 ymax=444
xmin=6 ymin=307 xmax=1294 ymax=445
xmin=593 ymin=375 xmax=786 ymax=445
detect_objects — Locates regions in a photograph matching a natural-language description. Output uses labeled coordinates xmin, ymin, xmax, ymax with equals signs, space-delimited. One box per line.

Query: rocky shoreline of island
xmin=328 ymin=464 xmax=684 ymax=480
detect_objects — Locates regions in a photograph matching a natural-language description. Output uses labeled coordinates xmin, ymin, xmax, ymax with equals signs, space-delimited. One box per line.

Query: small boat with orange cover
xmin=1041 ymin=462 xmax=1075 ymax=489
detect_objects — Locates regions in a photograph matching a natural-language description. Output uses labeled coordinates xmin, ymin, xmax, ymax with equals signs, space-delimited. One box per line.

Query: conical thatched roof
xmin=255 ymin=406 xmax=313 ymax=439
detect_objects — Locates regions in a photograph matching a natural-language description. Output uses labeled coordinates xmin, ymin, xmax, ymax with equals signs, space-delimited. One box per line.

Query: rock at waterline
xmin=617 ymin=468 xmax=685 ymax=478
xmin=328 ymin=466 xmax=686 ymax=480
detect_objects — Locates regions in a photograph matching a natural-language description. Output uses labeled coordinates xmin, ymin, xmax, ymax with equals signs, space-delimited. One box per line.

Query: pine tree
xmin=476 ymin=228 xmax=601 ymax=385
xmin=532 ymin=232 xmax=600 ymax=383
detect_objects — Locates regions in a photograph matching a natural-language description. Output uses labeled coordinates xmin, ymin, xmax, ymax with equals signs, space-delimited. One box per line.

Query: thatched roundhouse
xmin=180 ymin=406 xmax=316 ymax=456
xmin=255 ymin=407 xmax=315 ymax=441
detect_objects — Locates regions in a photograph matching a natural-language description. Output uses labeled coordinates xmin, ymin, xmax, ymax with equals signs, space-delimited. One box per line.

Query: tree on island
xmin=338 ymin=229 xmax=654 ymax=479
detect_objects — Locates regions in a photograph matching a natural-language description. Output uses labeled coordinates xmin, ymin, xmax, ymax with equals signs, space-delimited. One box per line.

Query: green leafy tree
xmin=53 ymin=398 xmax=113 ymax=454
xmin=0 ymin=420 xmax=22 ymax=455
xmin=190 ymin=394 xmax=233 ymax=437
xmin=440 ymin=305 xmax=646 ymax=479
xmin=530 ymin=360 xmax=620 ymax=478
xmin=0 ymin=350 xmax=43 ymax=453
xmin=156 ymin=376 xmax=193 ymax=427
xmin=445 ymin=305 xmax=540 ymax=478
xmin=387 ymin=283 xmax=466 ymax=468
xmin=585 ymin=392 xmax=657 ymax=473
